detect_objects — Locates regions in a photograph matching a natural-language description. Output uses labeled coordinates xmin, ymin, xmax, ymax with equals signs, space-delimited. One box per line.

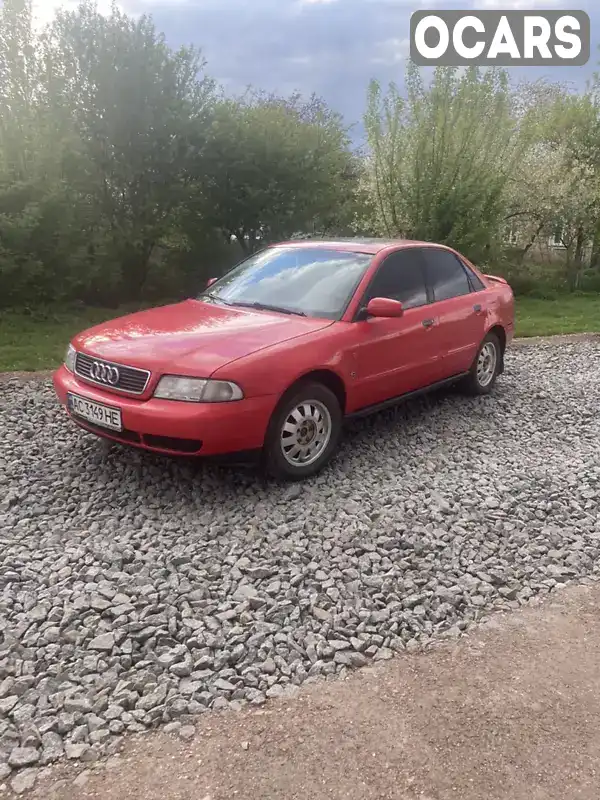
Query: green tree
xmin=504 ymin=83 xmax=600 ymax=288
xmin=0 ymin=0 xmax=84 ymax=304
xmin=40 ymin=0 xmax=215 ymax=300
xmin=194 ymin=91 xmax=357 ymax=253
xmin=549 ymin=88 xmax=600 ymax=279
xmin=363 ymin=64 xmax=531 ymax=263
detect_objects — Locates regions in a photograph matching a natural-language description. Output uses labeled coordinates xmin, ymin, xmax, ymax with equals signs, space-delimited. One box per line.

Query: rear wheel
xmin=461 ymin=332 xmax=501 ymax=395
xmin=263 ymin=382 xmax=342 ymax=481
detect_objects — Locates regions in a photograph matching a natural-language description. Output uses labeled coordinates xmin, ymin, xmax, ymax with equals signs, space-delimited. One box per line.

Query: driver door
xmin=346 ymin=249 xmax=442 ymax=411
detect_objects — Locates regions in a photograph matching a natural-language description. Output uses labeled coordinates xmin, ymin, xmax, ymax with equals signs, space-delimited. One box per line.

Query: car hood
xmin=72 ymin=299 xmax=333 ymax=376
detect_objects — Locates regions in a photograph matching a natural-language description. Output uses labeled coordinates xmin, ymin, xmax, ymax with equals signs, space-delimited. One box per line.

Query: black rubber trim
xmin=68 ymin=414 xmax=204 ymax=455
xmin=70 ymin=415 xmax=141 ymax=443
xmin=344 ymin=373 xmax=468 ymax=420
xmin=143 ymin=434 xmax=203 ymax=454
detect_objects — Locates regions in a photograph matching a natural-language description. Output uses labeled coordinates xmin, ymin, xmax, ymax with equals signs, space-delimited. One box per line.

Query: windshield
xmin=198 ymin=246 xmax=374 ymax=320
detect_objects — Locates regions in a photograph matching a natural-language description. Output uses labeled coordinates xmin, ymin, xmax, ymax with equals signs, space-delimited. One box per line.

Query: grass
xmin=515 ymin=294 xmax=600 ymax=338
xmin=0 ymin=305 xmax=146 ymax=373
xmin=0 ymin=295 xmax=599 ymax=372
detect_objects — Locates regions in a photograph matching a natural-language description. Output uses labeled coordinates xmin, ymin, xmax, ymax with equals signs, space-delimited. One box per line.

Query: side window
xmin=363 ymin=250 xmax=428 ymax=309
xmin=464 ymin=264 xmax=486 ymax=292
xmin=422 ymin=248 xmax=472 ymax=302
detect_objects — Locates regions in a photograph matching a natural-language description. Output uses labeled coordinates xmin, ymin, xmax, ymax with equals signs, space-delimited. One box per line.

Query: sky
xmin=31 ymin=0 xmax=599 ymax=141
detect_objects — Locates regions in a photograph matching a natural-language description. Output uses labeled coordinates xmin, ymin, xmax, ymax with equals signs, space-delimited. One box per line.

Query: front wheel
xmin=263 ymin=382 xmax=342 ymax=481
xmin=460 ymin=332 xmax=501 ymax=396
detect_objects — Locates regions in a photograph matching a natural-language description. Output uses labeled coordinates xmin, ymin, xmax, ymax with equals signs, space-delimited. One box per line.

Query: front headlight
xmin=65 ymin=344 xmax=76 ymax=372
xmin=153 ymin=375 xmax=243 ymax=403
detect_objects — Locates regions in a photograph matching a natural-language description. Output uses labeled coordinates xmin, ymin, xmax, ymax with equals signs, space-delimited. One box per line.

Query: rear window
xmin=422 ymin=249 xmax=472 ymax=302
xmin=462 ymin=262 xmax=486 ymax=292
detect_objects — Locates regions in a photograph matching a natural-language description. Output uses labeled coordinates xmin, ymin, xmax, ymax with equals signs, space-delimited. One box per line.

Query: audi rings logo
xmin=90 ymin=361 xmax=120 ymax=385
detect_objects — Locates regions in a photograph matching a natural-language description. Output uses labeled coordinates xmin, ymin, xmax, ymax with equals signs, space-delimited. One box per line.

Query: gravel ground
xmin=26 ymin=582 xmax=600 ymax=800
xmin=1 ymin=340 xmax=599 ymax=794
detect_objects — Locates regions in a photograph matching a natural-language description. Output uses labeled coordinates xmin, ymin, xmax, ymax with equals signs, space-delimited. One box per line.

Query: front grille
xmin=75 ymin=352 xmax=150 ymax=395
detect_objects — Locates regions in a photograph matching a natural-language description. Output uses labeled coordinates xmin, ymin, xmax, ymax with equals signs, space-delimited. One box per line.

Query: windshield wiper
xmin=199 ymin=292 xmax=232 ymax=306
xmin=231 ymin=301 xmax=307 ymax=317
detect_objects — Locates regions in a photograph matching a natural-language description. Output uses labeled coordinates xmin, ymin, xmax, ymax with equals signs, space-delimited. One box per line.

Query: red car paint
xmin=53 ymin=239 xmax=515 ymax=458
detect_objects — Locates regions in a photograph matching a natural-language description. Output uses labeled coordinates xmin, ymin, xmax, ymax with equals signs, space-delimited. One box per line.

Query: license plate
xmin=67 ymin=393 xmax=123 ymax=432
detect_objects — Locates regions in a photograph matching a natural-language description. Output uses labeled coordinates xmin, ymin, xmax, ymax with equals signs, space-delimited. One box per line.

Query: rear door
xmin=421 ymin=247 xmax=487 ymax=378
xmin=347 ymin=248 xmax=442 ymax=410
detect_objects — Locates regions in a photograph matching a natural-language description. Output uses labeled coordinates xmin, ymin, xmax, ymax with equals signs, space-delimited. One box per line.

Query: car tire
xmin=461 ymin=332 xmax=502 ymax=396
xmin=263 ymin=381 xmax=343 ymax=481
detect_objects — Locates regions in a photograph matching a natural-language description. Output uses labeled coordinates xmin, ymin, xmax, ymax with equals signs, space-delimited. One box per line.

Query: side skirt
xmin=344 ymin=373 xmax=469 ymax=421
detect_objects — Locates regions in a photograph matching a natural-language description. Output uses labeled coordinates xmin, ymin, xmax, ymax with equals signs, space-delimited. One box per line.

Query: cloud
xmin=479 ymin=0 xmax=561 ymax=7
xmin=29 ymin=0 xmax=599 ymax=140
xmin=370 ymin=38 xmax=410 ymax=66
xmin=141 ymin=0 xmax=418 ymax=125
xmin=31 ymin=0 xmax=183 ymax=29
xmin=30 ymin=0 xmax=124 ymax=28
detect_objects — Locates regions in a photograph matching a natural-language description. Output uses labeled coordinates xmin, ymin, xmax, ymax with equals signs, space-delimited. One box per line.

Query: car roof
xmin=272 ymin=237 xmax=445 ymax=255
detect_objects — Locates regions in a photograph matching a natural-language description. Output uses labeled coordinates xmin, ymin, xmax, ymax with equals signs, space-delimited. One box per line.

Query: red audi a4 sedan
xmin=53 ymin=239 xmax=514 ymax=480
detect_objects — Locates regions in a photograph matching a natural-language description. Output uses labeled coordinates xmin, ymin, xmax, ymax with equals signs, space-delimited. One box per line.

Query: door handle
xmin=422 ymin=318 xmax=435 ymax=329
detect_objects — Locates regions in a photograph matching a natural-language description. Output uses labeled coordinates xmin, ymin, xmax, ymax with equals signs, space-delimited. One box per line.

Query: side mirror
xmin=364 ymin=297 xmax=404 ymax=319
xmin=206 ymin=277 xmax=217 ymax=287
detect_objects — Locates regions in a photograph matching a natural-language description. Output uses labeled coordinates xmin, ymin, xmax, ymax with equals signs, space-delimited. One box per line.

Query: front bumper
xmin=53 ymin=365 xmax=277 ymax=457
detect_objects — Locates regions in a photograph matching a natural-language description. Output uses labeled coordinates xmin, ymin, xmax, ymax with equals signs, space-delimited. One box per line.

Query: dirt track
xmin=29 ymin=580 xmax=600 ymax=800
